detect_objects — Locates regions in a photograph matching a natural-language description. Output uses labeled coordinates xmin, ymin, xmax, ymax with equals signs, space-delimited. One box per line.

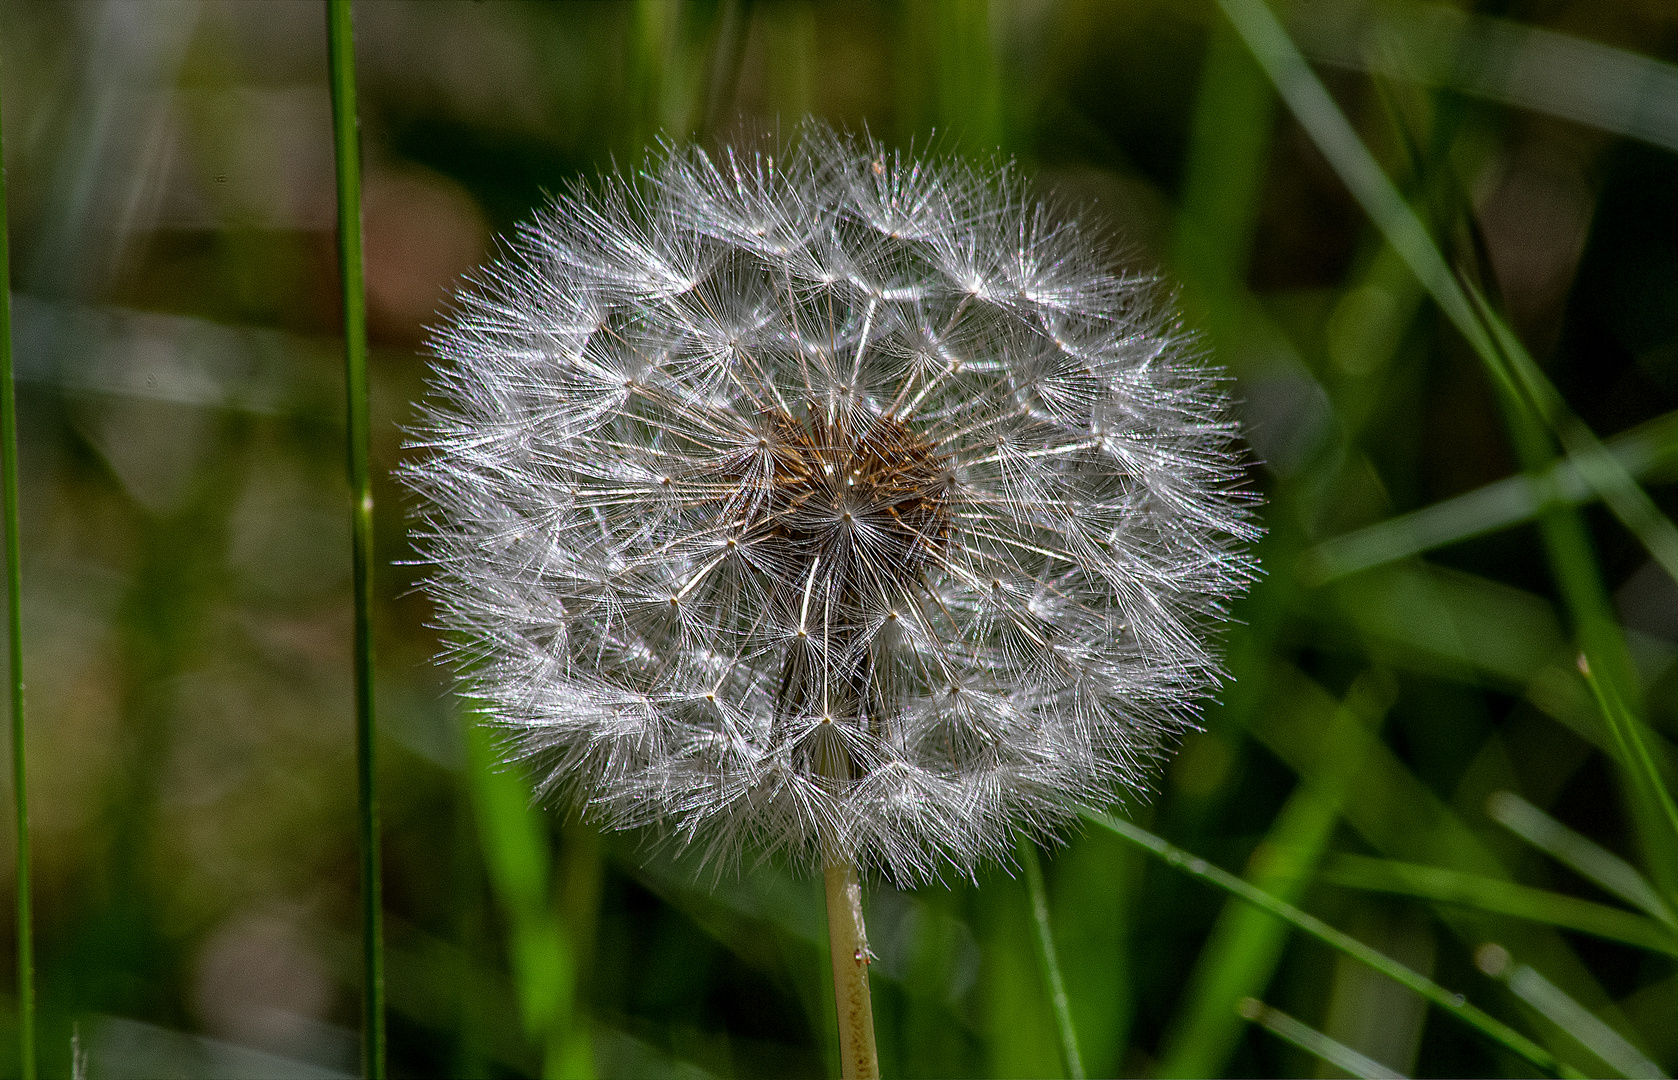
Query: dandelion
xmin=404 ymin=123 xmax=1258 ymax=1078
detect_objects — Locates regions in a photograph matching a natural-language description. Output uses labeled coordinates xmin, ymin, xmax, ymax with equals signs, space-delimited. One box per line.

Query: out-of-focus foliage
xmin=0 ymin=0 xmax=1675 ymax=1077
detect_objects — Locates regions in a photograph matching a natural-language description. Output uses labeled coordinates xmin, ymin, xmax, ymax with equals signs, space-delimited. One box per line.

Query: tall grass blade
xmin=1318 ymin=854 xmax=1678 ymax=956
xmin=1303 ymin=411 xmax=1678 ymax=584
xmin=1017 ymin=837 xmax=1084 ymax=1080
xmin=1237 ymin=998 xmax=1405 ymax=1079
xmin=1488 ymin=792 xmax=1676 ymax=927
xmin=0 ymin=21 xmax=34 ymax=1079
xmin=1158 ymin=675 xmax=1390 ymax=1078
xmin=1296 ymin=4 xmax=1678 ymax=157
xmin=326 ymin=1 xmax=383 ymax=1075
xmin=1220 ymin=0 xmax=1678 ymax=583
xmin=1477 ymin=946 xmax=1665 ymax=1079
xmin=1575 ymin=656 xmax=1678 ymax=889
xmin=465 ymin=717 xmax=590 ymax=1077
xmin=1218 ymin=0 xmax=1678 ymax=896
xmin=697 ymin=0 xmax=750 ymax=136
xmin=1084 ymin=811 xmax=1584 ymax=1079
xmin=1464 ymin=281 xmax=1678 ymax=586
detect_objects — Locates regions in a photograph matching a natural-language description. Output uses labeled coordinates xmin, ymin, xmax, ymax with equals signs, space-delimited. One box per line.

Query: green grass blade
xmin=465 ymin=717 xmax=590 ymax=1078
xmin=1236 ymin=998 xmax=1405 ymax=1079
xmin=1297 ymin=4 xmax=1678 ymax=157
xmin=0 ymin=22 xmax=34 ymax=1080
xmin=1576 ymin=656 xmax=1678 ymax=893
xmin=1477 ymin=947 xmax=1665 ymax=1079
xmin=1466 ymin=281 xmax=1678 ymax=586
xmin=1488 ymin=791 xmax=1675 ymax=928
xmin=1171 ymin=16 xmax=1274 ymax=315
xmin=1303 ymin=411 xmax=1678 ymax=584
xmin=1218 ymin=0 xmax=1678 ymax=897
xmin=325 ymin=2 xmax=383 ymax=1075
xmin=1212 ymin=0 xmax=1494 ymax=359
xmin=1085 ymin=811 xmax=1584 ymax=1079
xmin=1318 ymin=854 xmax=1678 ymax=957
xmin=1157 ymin=676 xmax=1391 ymax=1078
xmin=1048 ymin=831 xmax=1136 ymax=1079
xmin=1017 ymin=837 xmax=1085 ymax=1080
xmin=1219 ymin=0 xmax=1678 ymax=584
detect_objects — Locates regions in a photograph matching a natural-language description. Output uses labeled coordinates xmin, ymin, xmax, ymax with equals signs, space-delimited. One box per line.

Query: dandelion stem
xmin=326 ymin=1 xmax=384 ymax=1076
xmin=0 ymin=21 xmax=35 ymax=1079
xmin=822 ymin=844 xmax=879 ymax=1080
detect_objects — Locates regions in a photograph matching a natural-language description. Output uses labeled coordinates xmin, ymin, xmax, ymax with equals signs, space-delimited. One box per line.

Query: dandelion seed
xmin=404 ymin=124 xmax=1259 ymax=885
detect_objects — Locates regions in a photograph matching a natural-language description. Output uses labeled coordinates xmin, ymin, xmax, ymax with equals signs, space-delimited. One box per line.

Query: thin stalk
xmin=325 ymin=2 xmax=383 ymax=1077
xmin=1084 ymin=812 xmax=1583 ymax=1079
xmin=1017 ymin=837 xmax=1084 ymax=1080
xmin=822 ymin=843 xmax=879 ymax=1080
xmin=0 ymin=23 xmax=34 ymax=1080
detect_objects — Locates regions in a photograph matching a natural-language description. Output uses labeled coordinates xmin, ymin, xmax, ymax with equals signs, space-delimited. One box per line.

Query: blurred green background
xmin=0 ymin=0 xmax=1675 ymax=1076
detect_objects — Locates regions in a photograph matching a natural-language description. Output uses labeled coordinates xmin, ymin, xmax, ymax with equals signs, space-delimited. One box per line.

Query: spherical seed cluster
xmin=405 ymin=125 xmax=1259 ymax=883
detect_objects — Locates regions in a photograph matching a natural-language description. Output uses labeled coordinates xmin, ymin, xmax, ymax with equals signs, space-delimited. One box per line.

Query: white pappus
xmin=403 ymin=124 xmax=1260 ymax=884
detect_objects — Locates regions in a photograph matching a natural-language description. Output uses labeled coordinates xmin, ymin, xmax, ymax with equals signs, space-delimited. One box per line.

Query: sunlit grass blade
xmin=325 ymin=1 xmax=383 ymax=1075
xmin=1317 ymin=854 xmax=1678 ymax=956
xmin=1218 ymin=0 xmax=1678 ymax=896
xmin=1158 ymin=675 xmax=1391 ymax=1078
xmin=1464 ymin=280 xmax=1678 ymax=586
xmin=1017 ymin=837 xmax=1084 ymax=1080
xmin=1476 ymin=945 xmax=1665 ymax=1079
xmin=1488 ymin=791 xmax=1676 ymax=928
xmin=1085 ymin=811 xmax=1584 ymax=1079
xmin=1303 ymin=411 xmax=1678 ymax=584
xmin=1575 ymin=655 xmax=1678 ymax=891
xmin=0 ymin=22 xmax=34 ymax=1080
xmin=1248 ymin=661 xmax=1651 ymax=1038
xmin=1296 ymin=4 xmax=1678 ymax=157
xmin=465 ymin=716 xmax=590 ymax=1078
xmin=697 ymin=0 xmax=749 ymax=136
xmin=1222 ymin=0 xmax=1678 ymax=583
xmin=1237 ymin=997 xmax=1405 ymax=1079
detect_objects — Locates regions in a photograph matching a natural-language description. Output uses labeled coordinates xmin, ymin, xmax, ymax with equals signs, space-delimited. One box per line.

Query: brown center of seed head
xmin=755 ymin=406 xmax=954 ymax=591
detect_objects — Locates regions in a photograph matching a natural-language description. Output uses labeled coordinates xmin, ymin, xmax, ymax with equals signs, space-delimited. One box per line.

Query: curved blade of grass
xmin=1217 ymin=0 xmax=1678 ymax=586
xmin=1488 ymin=792 xmax=1675 ymax=928
xmin=1477 ymin=947 xmax=1665 ymax=1079
xmin=1237 ymin=998 xmax=1405 ymax=1079
xmin=1218 ymin=0 xmax=1678 ymax=898
xmin=1158 ymin=675 xmax=1391 ymax=1078
xmin=326 ymin=2 xmax=383 ymax=1075
xmin=1084 ymin=811 xmax=1583 ymax=1079
xmin=1297 ymin=3 xmax=1678 ymax=158
xmin=0 ymin=24 xmax=35 ymax=1080
xmin=1303 ymin=410 xmax=1678 ymax=584
xmin=1318 ymin=854 xmax=1678 ymax=957
xmin=1017 ymin=837 xmax=1084 ymax=1080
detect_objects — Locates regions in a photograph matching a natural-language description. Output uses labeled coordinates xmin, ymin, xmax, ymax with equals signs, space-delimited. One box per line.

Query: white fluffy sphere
xmin=404 ymin=125 xmax=1259 ymax=883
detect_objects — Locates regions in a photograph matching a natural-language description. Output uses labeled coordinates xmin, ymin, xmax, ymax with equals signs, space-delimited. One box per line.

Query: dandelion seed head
xmin=404 ymin=123 xmax=1260 ymax=883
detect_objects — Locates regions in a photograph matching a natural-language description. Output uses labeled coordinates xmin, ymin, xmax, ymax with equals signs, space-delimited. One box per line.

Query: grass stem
xmin=326 ymin=1 xmax=384 ymax=1076
xmin=0 ymin=21 xmax=34 ymax=1080
xmin=822 ymin=845 xmax=878 ymax=1080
